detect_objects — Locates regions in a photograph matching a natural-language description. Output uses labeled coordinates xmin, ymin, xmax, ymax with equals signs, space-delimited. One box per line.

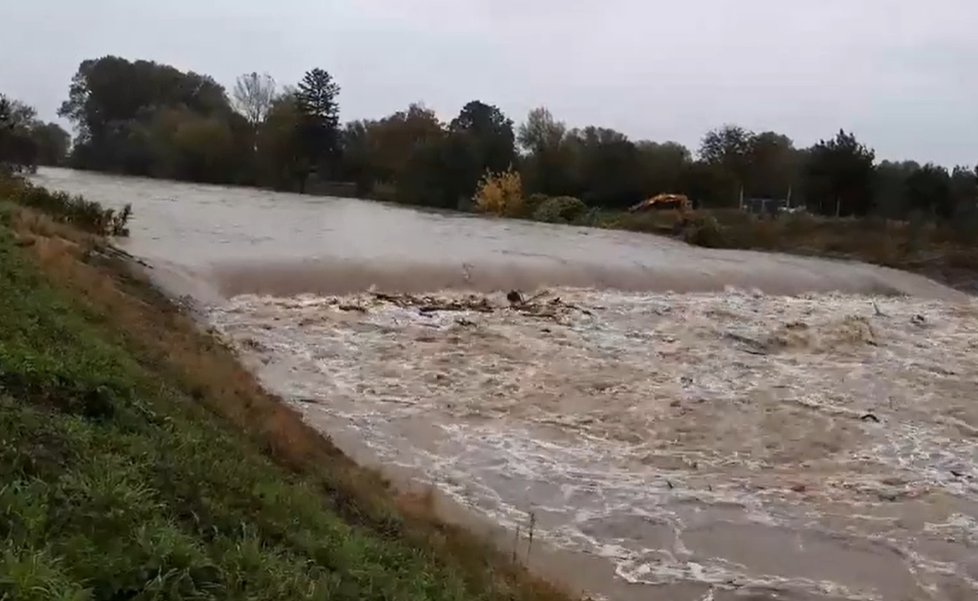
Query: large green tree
xmin=148 ymin=107 xmax=238 ymax=183
xmin=30 ymin=122 xmax=71 ymax=166
xmin=295 ymin=68 xmax=341 ymax=186
xmin=699 ymin=125 xmax=755 ymax=200
xmin=0 ymin=95 xmax=28 ymax=172
xmin=254 ymin=94 xmax=307 ymax=191
xmin=906 ymin=163 xmax=952 ymax=218
xmin=337 ymin=119 xmax=376 ymax=194
xmin=950 ymin=166 xmax=978 ymax=217
xmin=517 ymin=107 xmax=576 ymax=196
xmin=0 ymin=95 xmax=61 ymax=173
xmin=338 ymin=104 xmax=444 ymax=197
xmin=366 ymin=103 xmax=443 ymax=184
xmin=397 ymin=134 xmax=482 ymax=209
xmin=57 ymin=56 xmax=247 ymax=182
xmin=396 ymin=100 xmax=516 ymax=208
xmin=873 ymin=160 xmax=918 ymax=218
xmin=748 ymin=131 xmax=799 ymax=200
xmin=449 ymin=100 xmax=516 ymax=176
xmin=679 ymin=160 xmax=738 ymax=208
xmin=568 ymin=127 xmax=643 ymax=208
xmin=636 ymin=141 xmax=691 ymax=198
xmin=803 ymin=130 xmax=876 ymax=217
xmin=518 ymin=107 xmax=565 ymax=155
xmin=59 ymin=57 xmax=228 ymax=147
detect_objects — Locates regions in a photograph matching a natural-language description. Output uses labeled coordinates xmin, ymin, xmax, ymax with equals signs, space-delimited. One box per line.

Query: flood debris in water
xmin=318 ymin=289 xmax=597 ymax=324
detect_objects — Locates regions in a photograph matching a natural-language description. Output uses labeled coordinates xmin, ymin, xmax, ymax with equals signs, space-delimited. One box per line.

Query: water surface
xmin=33 ymin=167 xmax=962 ymax=301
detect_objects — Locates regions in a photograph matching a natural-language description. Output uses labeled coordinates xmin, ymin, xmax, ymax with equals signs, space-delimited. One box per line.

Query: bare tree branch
xmin=232 ymin=72 xmax=277 ymax=126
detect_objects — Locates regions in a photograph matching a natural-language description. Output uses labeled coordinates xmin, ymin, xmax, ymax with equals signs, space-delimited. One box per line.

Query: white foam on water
xmin=208 ymin=288 xmax=978 ymax=601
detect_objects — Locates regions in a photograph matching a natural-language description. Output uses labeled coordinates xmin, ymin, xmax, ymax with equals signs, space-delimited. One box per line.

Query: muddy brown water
xmin=34 ymin=168 xmax=978 ymax=601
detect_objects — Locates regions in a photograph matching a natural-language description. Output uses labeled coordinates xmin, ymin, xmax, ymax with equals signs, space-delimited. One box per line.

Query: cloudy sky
xmin=2 ymin=0 xmax=976 ymax=166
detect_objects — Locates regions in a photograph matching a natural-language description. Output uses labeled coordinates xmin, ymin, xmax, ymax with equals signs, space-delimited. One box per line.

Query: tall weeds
xmin=0 ymin=175 xmax=131 ymax=236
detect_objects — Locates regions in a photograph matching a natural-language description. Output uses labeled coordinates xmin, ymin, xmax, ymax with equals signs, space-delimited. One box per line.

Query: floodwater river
xmin=34 ymin=168 xmax=978 ymax=601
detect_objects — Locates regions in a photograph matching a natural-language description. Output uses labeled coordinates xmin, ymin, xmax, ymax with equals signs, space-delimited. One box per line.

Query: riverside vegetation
xmin=472 ymin=169 xmax=978 ymax=292
xmin=0 ymin=175 xmax=571 ymax=600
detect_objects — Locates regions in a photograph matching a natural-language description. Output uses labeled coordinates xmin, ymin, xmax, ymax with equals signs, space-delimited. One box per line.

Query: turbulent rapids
xmin=209 ymin=289 xmax=978 ymax=601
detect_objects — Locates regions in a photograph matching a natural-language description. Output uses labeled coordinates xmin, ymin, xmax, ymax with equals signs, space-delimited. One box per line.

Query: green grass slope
xmin=0 ymin=201 xmax=565 ymax=601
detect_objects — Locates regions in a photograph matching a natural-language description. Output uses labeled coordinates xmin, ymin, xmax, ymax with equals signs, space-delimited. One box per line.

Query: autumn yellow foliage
xmin=474 ymin=169 xmax=524 ymax=217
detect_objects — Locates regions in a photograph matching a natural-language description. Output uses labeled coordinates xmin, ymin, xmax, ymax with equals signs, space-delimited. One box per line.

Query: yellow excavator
xmin=627 ymin=193 xmax=694 ymax=233
xmin=628 ymin=193 xmax=692 ymax=215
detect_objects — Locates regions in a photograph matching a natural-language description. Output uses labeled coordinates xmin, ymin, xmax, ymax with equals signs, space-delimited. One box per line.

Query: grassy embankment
xmin=0 ymin=178 xmax=570 ymax=600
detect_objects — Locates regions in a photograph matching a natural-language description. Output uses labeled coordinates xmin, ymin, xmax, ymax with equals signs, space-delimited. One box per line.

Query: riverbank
xmin=586 ymin=208 xmax=978 ymax=294
xmin=0 ymin=186 xmax=571 ymax=600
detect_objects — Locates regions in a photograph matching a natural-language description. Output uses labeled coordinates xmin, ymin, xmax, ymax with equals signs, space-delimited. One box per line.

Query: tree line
xmin=3 ymin=55 xmax=976 ymax=221
xmin=0 ymin=95 xmax=70 ymax=173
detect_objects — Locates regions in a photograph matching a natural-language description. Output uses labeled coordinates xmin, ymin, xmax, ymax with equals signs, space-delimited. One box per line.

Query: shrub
xmin=607 ymin=210 xmax=682 ymax=234
xmin=682 ymin=214 xmax=726 ymax=248
xmin=708 ymin=208 xmax=755 ymax=228
xmin=947 ymin=248 xmax=978 ymax=269
xmin=582 ymin=207 xmax=603 ymax=226
xmin=940 ymin=206 xmax=978 ymax=245
xmin=781 ymin=212 xmax=819 ymax=237
xmin=524 ymin=193 xmax=549 ymax=217
xmin=0 ymin=175 xmax=130 ymax=237
xmin=532 ymin=196 xmax=587 ymax=224
xmin=473 ymin=169 xmax=524 ymax=217
xmin=369 ymin=182 xmax=397 ymax=203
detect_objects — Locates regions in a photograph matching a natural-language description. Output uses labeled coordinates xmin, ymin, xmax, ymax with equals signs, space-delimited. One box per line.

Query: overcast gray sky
xmin=2 ymin=0 xmax=976 ymax=166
